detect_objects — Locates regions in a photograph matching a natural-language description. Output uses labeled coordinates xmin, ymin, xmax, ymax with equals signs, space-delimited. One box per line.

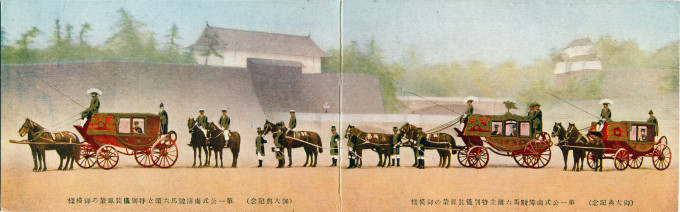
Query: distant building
xmin=554 ymin=38 xmax=603 ymax=85
xmin=187 ymin=26 xmax=331 ymax=73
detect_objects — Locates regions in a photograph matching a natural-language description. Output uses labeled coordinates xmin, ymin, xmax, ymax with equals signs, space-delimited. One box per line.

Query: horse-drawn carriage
xmin=74 ymin=113 xmax=179 ymax=169
xmin=584 ymin=121 xmax=671 ymax=171
xmin=455 ymin=114 xmax=552 ymax=169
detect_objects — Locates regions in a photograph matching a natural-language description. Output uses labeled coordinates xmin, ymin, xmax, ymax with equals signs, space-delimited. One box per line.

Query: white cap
xmin=600 ymin=99 xmax=614 ymax=105
xmin=464 ymin=96 xmax=478 ymax=103
xmin=86 ymin=88 xmax=102 ymax=95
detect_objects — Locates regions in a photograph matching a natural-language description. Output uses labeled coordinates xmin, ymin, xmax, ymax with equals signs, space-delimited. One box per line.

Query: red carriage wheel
xmin=153 ymin=139 xmax=179 ymax=168
xmin=135 ymin=148 xmax=158 ymax=167
xmin=513 ymin=153 xmax=527 ymax=167
xmin=96 ymin=145 xmax=119 ymax=170
xmin=657 ymin=136 xmax=667 ymax=146
xmin=77 ymin=142 xmax=96 ymax=169
xmin=523 ymin=140 xmax=551 ymax=168
xmin=536 ymin=132 xmax=553 ymax=146
xmin=467 ymin=146 xmax=489 ymax=169
xmin=652 ymin=144 xmax=671 ymax=171
xmin=457 ymin=147 xmax=471 ymax=167
xmin=628 ymin=155 xmax=643 ymax=169
xmin=586 ymin=151 xmax=596 ymax=169
xmin=614 ymin=149 xmax=629 ymax=171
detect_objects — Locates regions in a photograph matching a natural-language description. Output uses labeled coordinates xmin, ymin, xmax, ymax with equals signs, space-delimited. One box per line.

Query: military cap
xmin=199 ymin=109 xmax=205 ymax=112
xmin=534 ymin=103 xmax=541 ymax=107
xmin=257 ymin=127 xmax=262 ymax=132
xmin=134 ymin=121 xmax=139 ymax=124
xmin=393 ymin=126 xmax=398 ymax=130
xmin=331 ymin=126 xmax=336 ymax=130
xmin=87 ymin=88 xmax=102 ymax=95
xmin=290 ymin=110 xmax=296 ymax=114
xmin=160 ymin=102 xmax=164 ymax=107
xmin=222 ymin=109 xmax=227 ymax=112
xmin=649 ymin=110 xmax=654 ymax=114
xmin=417 ymin=127 xmax=423 ymax=131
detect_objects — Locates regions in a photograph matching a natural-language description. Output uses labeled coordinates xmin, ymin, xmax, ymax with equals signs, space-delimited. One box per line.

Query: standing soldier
xmin=533 ymin=103 xmax=543 ymax=134
xmin=415 ymin=128 xmax=426 ymax=169
xmin=329 ymin=126 xmax=340 ymax=167
xmin=255 ymin=127 xmax=266 ymax=167
xmin=196 ymin=109 xmax=208 ymax=135
xmin=159 ymin=103 xmax=168 ymax=135
xmin=80 ymin=88 xmax=101 ymax=126
xmin=347 ymin=126 xmax=358 ymax=169
xmin=390 ymin=127 xmax=401 ymax=167
xmin=648 ymin=110 xmax=658 ymax=136
xmin=274 ymin=122 xmax=285 ymax=168
xmin=289 ymin=110 xmax=297 ymax=131
xmin=527 ymin=103 xmax=536 ymax=135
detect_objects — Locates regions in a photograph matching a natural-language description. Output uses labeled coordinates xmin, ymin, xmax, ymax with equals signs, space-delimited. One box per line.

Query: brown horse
xmin=19 ymin=118 xmax=80 ymax=172
xmin=553 ymin=122 xmax=585 ymax=171
xmin=187 ymin=118 xmax=210 ymax=167
xmin=399 ymin=123 xmax=457 ymax=168
xmin=566 ymin=123 xmax=603 ymax=172
xmin=262 ymin=120 xmax=323 ymax=167
xmin=344 ymin=124 xmax=393 ymax=168
xmin=206 ymin=122 xmax=241 ymax=168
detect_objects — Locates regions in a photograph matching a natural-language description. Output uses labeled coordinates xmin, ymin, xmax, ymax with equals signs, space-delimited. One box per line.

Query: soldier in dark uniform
xmin=329 ymin=126 xmax=340 ymax=167
xmin=390 ymin=126 xmax=401 ymax=167
xmin=600 ymin=102 xmax=612 ymax=122
xmin=255 ymin=127 xmax=266 ymax=167
xmin=196 ymin=109 xmax=208 ymax=136
xmin=159 ymin=103 xmax=168 ymax=135
xmin=533 ymin=103 xmax=543 ymax=134
xmin=415 ymin=128 xmax=426 ymax=169
xmin=80 ymin=88 xmax=101 ymax=126
xmin=274 ymin=122 xmax=285 ymax=168
xmin=527 ymin=103 xmax=536 ymax=135
xmin=219 ymin=109 xmax=230 ymax=131
xmin=289 ymin=110 xmax=297 ymax=130
xmin=648 ymin=110 xmax=658 ymax=136
xmin=347 ymin=126 xmax=358 ymax=169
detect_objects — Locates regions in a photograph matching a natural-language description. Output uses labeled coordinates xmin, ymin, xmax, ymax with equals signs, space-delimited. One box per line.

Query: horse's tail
xmin=313 ymin=132 xmax=323 ymax=153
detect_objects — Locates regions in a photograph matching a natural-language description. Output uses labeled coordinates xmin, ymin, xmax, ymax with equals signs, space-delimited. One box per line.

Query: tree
xmin=200 ymin=26 xmax=223 ymax=65
xmin=78 ymin=23 xmax=92 ymax=46
xmin=13 ymin=27 xmax=41 ymax=63
xmin=106 ymin=8 xmax=159 ymax=61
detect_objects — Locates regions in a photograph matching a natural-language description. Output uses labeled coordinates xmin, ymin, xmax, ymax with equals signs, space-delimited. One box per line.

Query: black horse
xmin=188 ymin=118 xmax=210 ymax=167
xmin=553 ymin=122 xmax=585 ymax=171
xmin=566 ymin=123 xmax=603 ymax=172
xmin=206 ymin=122 xmax=241 ymax=168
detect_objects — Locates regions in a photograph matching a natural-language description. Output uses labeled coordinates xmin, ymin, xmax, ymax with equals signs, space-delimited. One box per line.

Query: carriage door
xmin=519 ymin=121 xmax=531 ymax=137
xmin=504 ymin=120 xmax=517 ymax=137
xmin=118 ymin=117 xmax=131 ymax=134
xmin=491 ymin=121 xmax=503 ymax=136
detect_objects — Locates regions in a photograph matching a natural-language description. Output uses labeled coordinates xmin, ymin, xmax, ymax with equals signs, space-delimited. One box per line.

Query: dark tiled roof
xmin=247 ymin=58 xmax=304 ymax=68
xmin=188 ymin=26 xmax=331 ymax=57
xmin=566 ymin=37 xmax=595 ymax=48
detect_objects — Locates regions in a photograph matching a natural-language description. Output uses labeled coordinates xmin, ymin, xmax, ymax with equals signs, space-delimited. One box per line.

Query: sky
xmin=1 ymin=0 xmax=678 ymax=65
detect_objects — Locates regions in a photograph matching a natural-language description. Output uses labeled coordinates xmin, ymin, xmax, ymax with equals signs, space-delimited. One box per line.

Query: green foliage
xmin=1 ymin=8 xmax=195 ymax=65
xmin=322 ymin=39 xmax=403 ymax=113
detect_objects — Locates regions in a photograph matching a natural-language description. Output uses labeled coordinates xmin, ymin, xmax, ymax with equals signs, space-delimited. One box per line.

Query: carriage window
xmin=132 ymin=118 xmax=145 ymax=134
xmin=519 ymin=122 xmax=531 ymax=137
xmin=637 ymin=126 xmax=647 ymax=141
xmin=505 ymin=121 xmax=517 ymax=136
xmin=118 ymin=118 xmax=131 ymax=134
xmin=491 ymin=122 xmax=502 ymax=136
xmin=629 ymin=125 xmax=637 ymax=141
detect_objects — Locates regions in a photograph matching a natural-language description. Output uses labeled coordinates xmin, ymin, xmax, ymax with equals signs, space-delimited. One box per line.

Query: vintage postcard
xmin=1 ymin=0 xmax=678 ymax=211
